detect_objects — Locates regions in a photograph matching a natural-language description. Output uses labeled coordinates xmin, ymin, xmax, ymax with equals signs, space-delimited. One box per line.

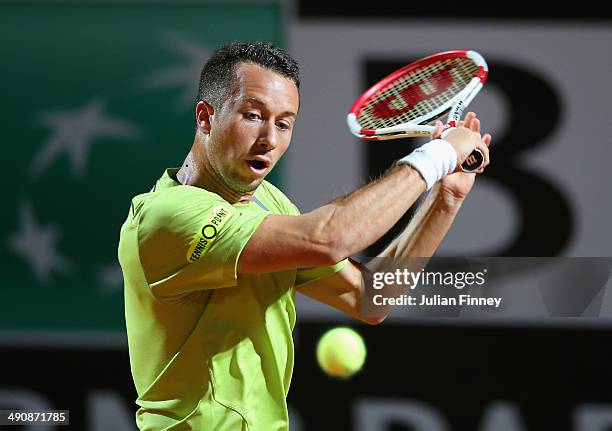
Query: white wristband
xmin=397 ymin=139 xmax=457 ymax=190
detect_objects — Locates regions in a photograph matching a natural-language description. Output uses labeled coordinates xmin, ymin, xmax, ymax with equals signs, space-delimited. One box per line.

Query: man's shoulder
xmin=132 ymin=183 xmax=232 ymax=232
xmin=259 ymin=180 xmax=287 ymax=198
xmin=152 ymin=182 xmax=224 ymax=204
xmin=258 ymin=180 xmax=299 ymax=215
xmin=142 ymin=168 xmax=227 ymax=205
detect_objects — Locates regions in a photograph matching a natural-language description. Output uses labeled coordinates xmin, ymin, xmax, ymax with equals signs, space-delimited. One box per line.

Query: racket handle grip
xmin=460 ymin=149 xmax=485 ymax=172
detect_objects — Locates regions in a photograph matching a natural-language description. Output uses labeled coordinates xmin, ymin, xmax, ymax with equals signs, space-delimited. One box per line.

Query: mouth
xmin=246 ymin=156 xmax=271 ymax=175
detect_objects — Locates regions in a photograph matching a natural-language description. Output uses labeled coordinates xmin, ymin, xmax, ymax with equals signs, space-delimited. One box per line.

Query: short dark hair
xmin=196 ymin=41 xmax=300 ymax=110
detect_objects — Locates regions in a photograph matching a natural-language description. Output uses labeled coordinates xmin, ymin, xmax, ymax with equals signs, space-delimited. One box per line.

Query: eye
xmin=276 ymin=121 xmax=291 ymax=131
xmin=245 ymin=111 xmax=261 ymax=121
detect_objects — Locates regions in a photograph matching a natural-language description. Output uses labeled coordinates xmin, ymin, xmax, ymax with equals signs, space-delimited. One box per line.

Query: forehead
xmin=231 ymin=62 xmax=299 ymax=111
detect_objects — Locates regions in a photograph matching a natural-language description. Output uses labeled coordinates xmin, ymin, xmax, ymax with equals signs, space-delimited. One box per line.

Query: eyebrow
xmin=240 ymin=96 xmax=297 ymax=118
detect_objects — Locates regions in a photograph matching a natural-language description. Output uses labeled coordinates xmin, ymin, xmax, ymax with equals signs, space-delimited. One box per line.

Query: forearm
xmin=309 ymin=164 xmax=426 ymax=261
xmin=362 ymin=184 xmax=463 ymax=320
xmin=379 ymin=183 xmax=463 ymax=259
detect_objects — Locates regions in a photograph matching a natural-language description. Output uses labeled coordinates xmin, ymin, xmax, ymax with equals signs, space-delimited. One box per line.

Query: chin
xmin=231 ymin=176 xmax=265 ymax=194
xmin=245 ymin=177 xmax=265 ymax=191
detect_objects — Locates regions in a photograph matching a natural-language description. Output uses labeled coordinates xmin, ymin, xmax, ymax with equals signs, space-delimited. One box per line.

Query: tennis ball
xmin=316 ymin=327 xmax=366 ymax=378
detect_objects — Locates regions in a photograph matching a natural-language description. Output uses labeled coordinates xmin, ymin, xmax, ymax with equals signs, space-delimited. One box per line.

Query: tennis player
xmin=118 ymin=42 xmax=491 ymax=430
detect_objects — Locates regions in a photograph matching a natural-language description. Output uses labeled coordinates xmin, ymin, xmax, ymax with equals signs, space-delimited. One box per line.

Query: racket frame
xmin=347 ymin=50 xmax=488 ymax=141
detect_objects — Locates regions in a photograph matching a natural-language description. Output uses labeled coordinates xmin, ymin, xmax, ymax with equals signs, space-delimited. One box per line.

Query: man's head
xmin=197 ymin=42 xmax=299 ymax=111
xmin=193 ymin=42 xmax=300 ymax=194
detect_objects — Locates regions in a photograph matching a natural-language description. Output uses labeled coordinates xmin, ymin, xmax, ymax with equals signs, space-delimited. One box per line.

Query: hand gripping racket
xmin=347 ymin=50 xmax=489 ymax=172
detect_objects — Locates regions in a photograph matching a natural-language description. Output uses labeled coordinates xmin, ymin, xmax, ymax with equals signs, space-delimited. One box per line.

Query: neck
xmin=176 ymin=140 xmax=255 ymax=205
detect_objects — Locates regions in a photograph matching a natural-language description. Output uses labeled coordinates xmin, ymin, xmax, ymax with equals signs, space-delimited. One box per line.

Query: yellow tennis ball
xmin=316 ymin=327 xmax=366 ymax=378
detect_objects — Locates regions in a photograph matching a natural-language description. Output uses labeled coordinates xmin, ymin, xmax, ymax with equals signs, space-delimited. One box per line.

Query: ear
xmin=195 ymin=101 xmax=215 ymax=134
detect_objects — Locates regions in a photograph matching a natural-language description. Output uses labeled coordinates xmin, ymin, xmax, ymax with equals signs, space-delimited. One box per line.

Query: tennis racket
xmin=347 ymin=50 xmax=489 ymax=172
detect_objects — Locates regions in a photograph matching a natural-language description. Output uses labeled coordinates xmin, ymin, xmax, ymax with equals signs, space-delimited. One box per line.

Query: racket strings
xmin=357 ymin=58 xmax=479 ymax=130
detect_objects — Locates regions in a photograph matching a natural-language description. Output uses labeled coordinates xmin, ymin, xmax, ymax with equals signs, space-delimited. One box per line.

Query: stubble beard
xmin=213 ymin=158 xmax=263 ymax=195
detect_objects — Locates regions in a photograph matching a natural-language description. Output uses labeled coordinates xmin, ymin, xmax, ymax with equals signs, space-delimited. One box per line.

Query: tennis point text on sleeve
xmin=186 ymin=205 xmax=235 ymax=262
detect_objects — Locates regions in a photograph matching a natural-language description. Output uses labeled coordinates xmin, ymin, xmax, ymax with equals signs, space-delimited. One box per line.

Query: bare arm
xmin=238 ymin=165 xmax=427 ymax=273
xmin=377 ymin=183 xmax=461 ymax=259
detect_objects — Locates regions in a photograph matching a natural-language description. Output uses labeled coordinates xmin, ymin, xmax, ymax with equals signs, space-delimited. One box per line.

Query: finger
xmin=471 ymin=118 xmax=481 ymax=133
xmin=463 ymin=112 xmax=474 ymax=129
xmin=463 ymin=111 xmax=475 ymax=129
xmin=478 ymin=143 xmax=490 ymax=168
xmin=432 ymin=120 xmax=444 ymax=138
xmin=458 ymin=120 xmax=465 ymax=127
xmin=483 ymin=133 xmax=492 ymax=147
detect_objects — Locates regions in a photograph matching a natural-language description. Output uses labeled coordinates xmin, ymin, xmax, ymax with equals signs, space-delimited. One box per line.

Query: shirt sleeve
xmin=137 ymin=187 xmax=267 ymax=299
xmin=295 ymin=259 xmax=349 ymax=287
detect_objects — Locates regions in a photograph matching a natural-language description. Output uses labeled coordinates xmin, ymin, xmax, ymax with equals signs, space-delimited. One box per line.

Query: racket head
xmin=347 ymin=50 xmax=488 ymax=140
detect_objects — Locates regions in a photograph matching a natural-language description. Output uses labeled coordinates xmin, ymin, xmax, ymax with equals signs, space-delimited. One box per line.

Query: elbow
xmin=318 ymin=244 xmax=347 ymax=266
xmin=308 ymin=211 xmax=349 ymax=265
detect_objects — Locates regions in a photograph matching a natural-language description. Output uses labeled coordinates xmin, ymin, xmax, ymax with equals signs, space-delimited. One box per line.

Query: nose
xmin=256 ymin=120 xmax=278 ymax=151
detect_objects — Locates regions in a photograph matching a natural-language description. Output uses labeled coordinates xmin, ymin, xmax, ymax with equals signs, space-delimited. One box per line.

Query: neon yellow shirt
xmin=118 ymin=168 xmax=345 ymax=430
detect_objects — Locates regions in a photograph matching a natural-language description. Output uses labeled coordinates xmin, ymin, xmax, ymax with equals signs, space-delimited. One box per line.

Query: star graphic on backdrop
xmin=138 ymin=32 xmax=211 ymax=109
xmin=7 ymin=201 xmax=73 ymax=284
xmin=97 ymin=263 xmax=124 ymax=294
xmin=30 ymin=99 xmax=142 ymax=178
